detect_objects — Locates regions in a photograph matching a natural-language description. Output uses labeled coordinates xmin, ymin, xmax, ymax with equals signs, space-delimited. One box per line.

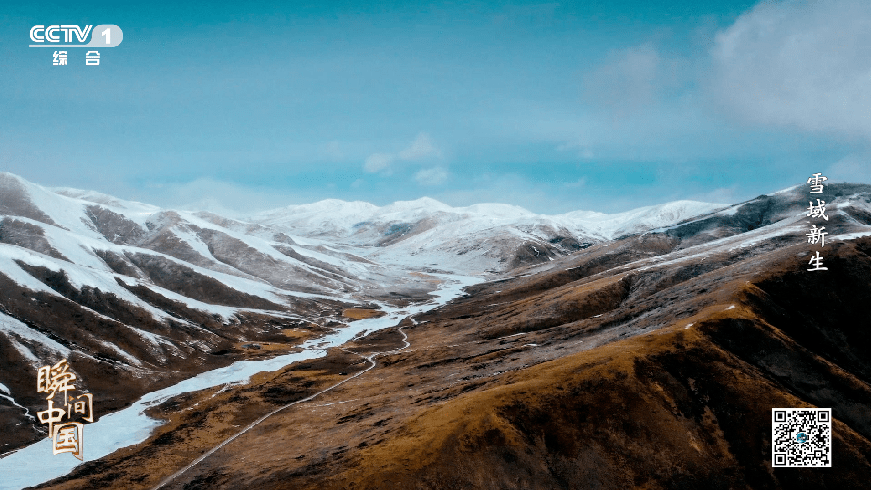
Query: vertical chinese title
xmin=35 ymin=359 xmax=94 ymax=460
xmin=806 ymin=173 xmax=829 ymax=271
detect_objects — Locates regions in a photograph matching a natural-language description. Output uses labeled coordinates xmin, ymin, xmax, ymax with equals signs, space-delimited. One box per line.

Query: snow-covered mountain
xmin=8 ymin=170 xmax=831 ymax=458
xmin=0 ymin=172 xmax=435 ymax=456
xmin=7 ymin=176 xmax=871 ymax=489
xmin=252 ymin=196 xmax=726 ymax=273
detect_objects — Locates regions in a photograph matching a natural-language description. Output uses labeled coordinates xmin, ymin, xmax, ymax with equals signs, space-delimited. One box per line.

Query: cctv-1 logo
xmin=30 ymin=25 xmax=94 ymax=43
xmin=29 ymin=25 xmax=122 ymax=48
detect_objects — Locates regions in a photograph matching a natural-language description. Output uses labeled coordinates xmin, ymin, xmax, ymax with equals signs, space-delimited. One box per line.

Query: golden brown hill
xmin=322 ymin=239 xmax=871 ymax=489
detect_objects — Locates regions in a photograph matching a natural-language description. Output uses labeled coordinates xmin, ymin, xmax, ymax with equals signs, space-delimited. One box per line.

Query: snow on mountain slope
xmin=2 ymin=171 xmax=869 ymax=462
xmin=251 ymin=196 xmax=727 ymax=273
xmin=255 ymin=199 xmax=381 ymax=236
xmin=0 ymin=172 xmax=442 ymax=455
xmin=0 ymin=171 xmax=732 ymax=412
xmin=0 ymin=310 xmax=71 ymax=366
xmin=254 ymin=197 xmax=723 ymax=240
xmin=0 ymin=172 xmax=401 ymax=298
xmin=52 ymin=186 xmax=161 ymax=227
xmin=558 ymin=200 xmax=727 ymax=238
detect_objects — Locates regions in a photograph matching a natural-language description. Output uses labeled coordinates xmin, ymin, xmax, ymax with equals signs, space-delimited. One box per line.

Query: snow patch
xmin=0 ymin=312 xmax=71 ymax=366
xmin=0 ymin=273 xmax=483 ymax=490
xmin=832 ymin=228 xmax=871 ymax=241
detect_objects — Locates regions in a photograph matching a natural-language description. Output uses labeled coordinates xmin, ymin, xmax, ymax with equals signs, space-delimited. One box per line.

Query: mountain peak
xmin=460 ymin=203 xmax=534 ymax=217
xmin=0 ymin=171 xmax=32 ymax=192
xmin=380 ymin=196 xmax=451 ymax=213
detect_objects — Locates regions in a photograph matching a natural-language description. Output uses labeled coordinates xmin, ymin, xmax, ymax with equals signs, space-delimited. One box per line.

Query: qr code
xmin=772 ymin=408 xmax=831 ymax=467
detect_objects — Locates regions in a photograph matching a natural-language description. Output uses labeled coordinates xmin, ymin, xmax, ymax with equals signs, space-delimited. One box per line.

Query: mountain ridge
xmin=20 ymin=180 xmax=871 ymax=490
xmin=2 ymin=172 xmax=870 ymax=489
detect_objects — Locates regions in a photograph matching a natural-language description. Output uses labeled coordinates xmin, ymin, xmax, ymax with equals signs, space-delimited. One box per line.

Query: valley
xmin=1 ymin=173 xmax=870 ymax=489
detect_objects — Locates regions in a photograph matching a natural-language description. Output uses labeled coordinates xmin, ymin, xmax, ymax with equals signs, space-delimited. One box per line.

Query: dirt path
xmin=151 ymin=327 xmax=409 ymax=490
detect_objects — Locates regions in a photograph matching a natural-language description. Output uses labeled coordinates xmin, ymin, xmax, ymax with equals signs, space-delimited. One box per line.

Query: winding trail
xmin=152 ymin=327 xmax=410 ymax=490
xmin=0 ymin=273 xmax=481 ymax=490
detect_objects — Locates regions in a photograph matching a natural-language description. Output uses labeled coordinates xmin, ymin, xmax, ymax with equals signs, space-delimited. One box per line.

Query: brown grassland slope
xmin=34 ymin=236 xmax=871 ymax=490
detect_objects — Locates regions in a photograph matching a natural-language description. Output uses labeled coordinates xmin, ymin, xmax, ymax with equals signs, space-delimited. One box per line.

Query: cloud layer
xmin=711 ymin=0 xmax=871 ymax=140
xmin=399 ymin=133 xmax=441 ymax=161
xmin=363 ymin=132 xmax=445 ymax=182
xmin=414 ymin=167 xmax=449 ymax=185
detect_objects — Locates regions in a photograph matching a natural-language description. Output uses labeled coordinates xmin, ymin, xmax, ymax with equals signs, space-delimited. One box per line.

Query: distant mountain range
xmin=252 ymin=196 xmax=725 ymax=273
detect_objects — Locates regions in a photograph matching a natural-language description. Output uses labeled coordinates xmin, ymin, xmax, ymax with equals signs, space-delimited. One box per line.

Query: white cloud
xmin=710 ymin=0 xmax=871 ymax=139
xmin=558 ymin=2 xmax=871 ymax=161
xmin=363 ymin=132 xmax=442 ymax=174
xmin=414 ymin=167 xmax=449 ymax=185
xmin=364 ymin=152 xmax=394 ymax=173
xmin=555 ymin=42 xmax=696 ymax=157
xmin=581 ymin=43 xmax=663 ymax=118
xmin=399 ymin=132 xmax=441 ymax=161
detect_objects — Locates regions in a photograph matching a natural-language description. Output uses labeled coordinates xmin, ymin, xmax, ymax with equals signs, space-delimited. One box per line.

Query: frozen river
xmin=0 ymin=274 xmax=482 ymax=490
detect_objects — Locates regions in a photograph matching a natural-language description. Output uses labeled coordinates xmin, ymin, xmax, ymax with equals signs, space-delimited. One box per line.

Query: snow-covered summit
xmin=52 ymin=187 xmax=159 ymax=212
xmin=1 ymin=171 xmax=729 ymax=278
xmin=252 ymin=196 xmax=725 ymax=243
xmin=459 ymin=203 xmax=534 ymax=217
xmin=245 ymin=195 xmax=728 ymax=274
xmin=559 ymin=200 xmax=728 ymax=238
xmin=255 ymin=199 xmax=380 ymax=235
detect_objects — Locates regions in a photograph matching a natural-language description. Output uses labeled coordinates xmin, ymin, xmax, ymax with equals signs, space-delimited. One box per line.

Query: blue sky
xmin=1 ymin=1 xmax=869 ymax=214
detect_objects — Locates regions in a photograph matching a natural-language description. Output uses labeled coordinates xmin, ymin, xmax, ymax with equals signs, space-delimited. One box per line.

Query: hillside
xmin=23 ymin=182 xmax=871 ymax=489
xmin=0 ymin=172 xmax=722 ymax=458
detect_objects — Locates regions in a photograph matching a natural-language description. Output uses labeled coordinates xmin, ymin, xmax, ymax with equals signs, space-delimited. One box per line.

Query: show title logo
xmin=36 ymin=359 xmax=95 ymax=460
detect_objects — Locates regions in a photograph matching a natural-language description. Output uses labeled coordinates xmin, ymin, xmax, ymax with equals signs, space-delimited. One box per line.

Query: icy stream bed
xmin=0 ymin=274 xmax=482 ymax=490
